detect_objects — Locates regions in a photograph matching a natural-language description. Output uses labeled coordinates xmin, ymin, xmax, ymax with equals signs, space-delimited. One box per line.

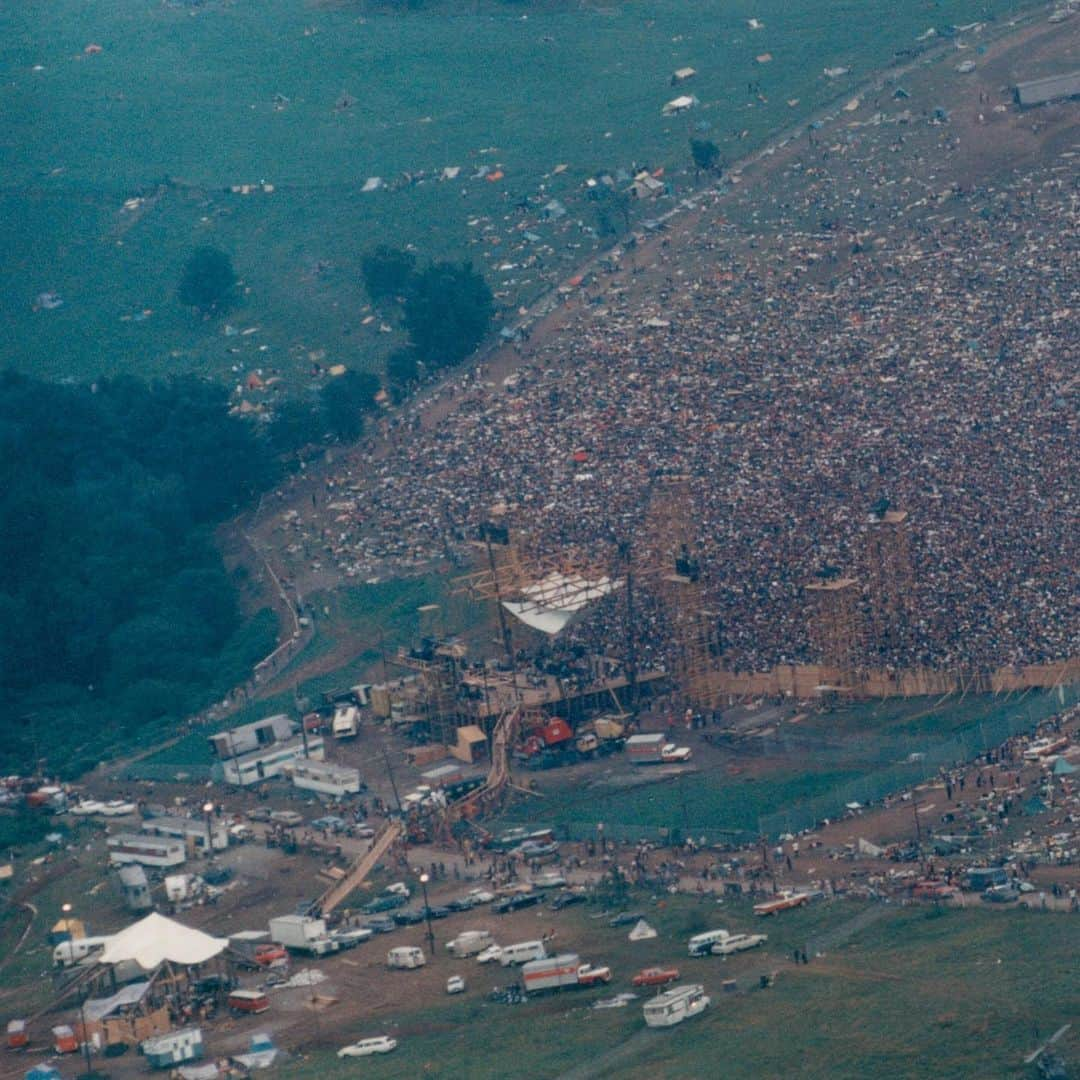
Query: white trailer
xmin=107 ymin=834 xmax=186 ymax=868
xmin=141 ymin=815 xmax=229 ymax=852
xmin=387 ymin=946 xmax=426 ymax=969
xmin=643 ymin=984 xmax=710 ymax=1028
xmin=284 ymin=758 xmax=362 ymax=798
xmin=522 ymin=953 xmax=581 ymax=994
xmin=142 ymin=1027 xmax=204 ymax=1069
xmin=53 ymin=935 xmax=112 ymax=967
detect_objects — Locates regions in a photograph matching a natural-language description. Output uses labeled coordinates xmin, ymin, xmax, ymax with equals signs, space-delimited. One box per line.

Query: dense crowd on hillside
xmin=276 ymin=97 xmax=1078 ymax=674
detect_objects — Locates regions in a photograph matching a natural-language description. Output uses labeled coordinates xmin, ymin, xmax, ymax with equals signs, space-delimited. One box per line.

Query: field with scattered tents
xmin=1 ymin=0 xmax=1038 ymax=391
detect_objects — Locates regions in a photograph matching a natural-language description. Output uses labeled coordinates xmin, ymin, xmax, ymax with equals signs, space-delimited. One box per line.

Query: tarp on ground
xmin=1053 ymin=757 xmax=1076 ymax=775
xmin=98 ymin=913 xmax=228 ymax=969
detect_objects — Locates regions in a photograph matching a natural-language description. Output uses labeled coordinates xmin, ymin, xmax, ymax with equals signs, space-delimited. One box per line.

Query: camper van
xmin=387 ymin=946 xmax=426 ymax=969
xmin=446 ymin=930 xmax=494 ymax=958
xmin=499 ymin=940 xmax=547 ymax=967
xmin=332 ymin=705 xmax=360 ymax=739
xmin=687 ymin=929 xmax=731 ymax=957
xmin=53 ymin=935 xmax=112 ymax=967
xmin=642 ymin=984 xmax=711 ymax=1028
xmin=227 ymin=990 xmax=270 ymax=1015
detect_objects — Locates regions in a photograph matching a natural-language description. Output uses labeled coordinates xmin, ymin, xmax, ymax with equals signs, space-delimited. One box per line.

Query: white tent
xmin=628 ymin=919 xmax=658 ymax=941
xmin=502 ymin=572 xmax=620 ymax=636
xmin=98 ymin=912 xmax=228 ymax=970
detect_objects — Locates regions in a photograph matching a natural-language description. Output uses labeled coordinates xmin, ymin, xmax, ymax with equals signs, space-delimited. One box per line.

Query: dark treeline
xmin=0 ymin=370 xmax=279 ymax=777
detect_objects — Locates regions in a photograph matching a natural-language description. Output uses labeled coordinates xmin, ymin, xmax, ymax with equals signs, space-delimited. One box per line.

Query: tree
xmin=178 ymin=247 xmax=239 ymax=315
xmin=403 ymin=260 xmax=493 ymax=370
xmin=321 ymin=369 xmax=382 ymax=441
xmin=386 ymin=347 xmax=420 ymax=387
xmin=361 ymin=245 xmax=417 ymax=305
xmin=690 ymin=138 xmax=721 ymax=175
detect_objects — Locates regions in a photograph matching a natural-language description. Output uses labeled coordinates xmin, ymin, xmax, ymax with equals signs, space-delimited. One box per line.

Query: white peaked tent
xmin=628 ymin=919 xmax=657 ymax=941
xmin=98 ymin=912 xmax=228 ymax=970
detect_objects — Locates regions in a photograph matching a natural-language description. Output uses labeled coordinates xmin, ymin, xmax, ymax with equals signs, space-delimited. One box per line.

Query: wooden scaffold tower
xmin=805 ymin=576 xmax=862 ymax=692
xmin=864 ymin=506 xmax=915 ymax=663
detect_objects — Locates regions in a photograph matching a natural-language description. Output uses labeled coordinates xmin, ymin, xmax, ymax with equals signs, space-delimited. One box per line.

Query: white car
xmin=446 ymin=975 xmax=466 ymax=994
xmin=467 ymin=888 xmax=496 ymax=904
xmin=70 ymin=800 xmax=105 ymax=816
xmin=532 ymin=871 xmax=567 ymax=889
xmin=100 ymin=800 xmax=137 ymax=817
xmin=337 ymin=1036 xmax=398 ymax=1058
xmin=475 ymin=944 xmax=503 ymax=964
xmin=661 ymin=744 xmax=692 ymax=763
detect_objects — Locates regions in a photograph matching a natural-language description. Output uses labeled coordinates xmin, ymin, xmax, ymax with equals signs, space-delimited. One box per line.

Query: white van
xmin=687 ymin=929 xmax=731 ymax=957
xmin=446 ymin=930 xmax=494 ymax=958
xmin=54 ymin=936 xmax=112 ymax=967
xmin=499 ymin=940 xmax=547 ymax=967
xmin=387 ymin=946 xmax=426 ymax=970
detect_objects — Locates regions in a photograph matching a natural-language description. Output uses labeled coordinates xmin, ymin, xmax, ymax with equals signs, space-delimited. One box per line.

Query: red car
xmin=912 ymin=880 xmax=957 ymax=900
xmin=254 ymin=944 xmax=288 ymax=967
xmin=631 ymin=966 xmax=680 ymax=988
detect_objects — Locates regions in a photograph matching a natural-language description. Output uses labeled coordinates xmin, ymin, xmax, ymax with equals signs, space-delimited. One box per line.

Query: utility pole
xmin=382 ymin=746 xmax=404 ymax=816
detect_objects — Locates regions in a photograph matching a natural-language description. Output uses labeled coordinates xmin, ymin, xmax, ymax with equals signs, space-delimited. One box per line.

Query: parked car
xmin=100 ymin=799 xmax=137 ymax=817
xmin=475 ymin=945 xmax=503 ymax=964
xmin=310 ymin=815 xmax=348 ymax=834
xmin=393 ymin=909 xmax=426 ymax=927
xmin=515 ymin=841 xmax=559 ymax=858
xmin=351 ymin=825 xmax=376 ymax=840
xmin=493 ymin=893 xmax=542 ymax=914
xmin=362 ymin=894 xmax=407 ymax=915
xmin=362 ymin=917 xmax=396 ymax=935
xmin=253 ymin=944 xmax=288 ymax=968
xmin=982 ymin=883 xmax=1021 ymax=903
xmin=422 ymin=905 xmax=451 ymax=921
xmin=632 ymin=966 xmax=680 ymax=988
xmin=550 ymin=890 xmax=588 ymax=911
xmin=202 ymin=866 xmax=233 ymax=887
xmin=661 ymin=744 xmax=692 ymax=764
xmin=337 ymin=1036 xmax=398 ymax=1058
xmin=70 ymin=801 xmax=104 ymax=816
xmin=331 ymin=928 xmax=374 ymax=949
xmin=608 ymin=911 xmax=645 ymax=928
xmin=246 ymin=807 xmax=273 ymax=822
xmin=467 ymin=888 xmax=496 ymax=904
xmin=269 ymin=811 xmax=304 ymax=828
xmin=446 ymin=896 xmax=476 ymax=913
xmin=446 ymin=975 xmax=466 ymax=995
xmin=532 ymin=871 xmax=567 ymax=889
xmin=912 ymin=880 xmax=957 ymax=900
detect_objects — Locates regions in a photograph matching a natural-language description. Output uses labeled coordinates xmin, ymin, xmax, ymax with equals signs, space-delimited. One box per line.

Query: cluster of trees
xmin=0 ymin=371 xmax=278 ymax=777
xmin=361 ymin=247 xmax=494 ymax=389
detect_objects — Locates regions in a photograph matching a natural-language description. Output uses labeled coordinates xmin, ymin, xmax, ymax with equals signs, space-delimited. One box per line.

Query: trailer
xmin=522 ymin=953 xmax=581 ymax=994
xmin=332 ymin=705 xmax=360 ymax=740
xmin=141 ymin=1027 xmax=204 ymax=1069
xmin=283 ymin=758 xmax=362 ymax=798
xmin=625 ymin=733 xmax=666 ymax=765
xmin=141 ymin=815 xmax=228 ymax=853
xmin=107 ymin=834 xmax=186 ymax=868
xmin=642 ymin=984 xmax=710 ymax=1028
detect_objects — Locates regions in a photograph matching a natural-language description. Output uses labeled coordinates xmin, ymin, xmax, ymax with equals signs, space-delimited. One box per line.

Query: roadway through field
xmin=555 ymin=903 xmax=896 ymax=1080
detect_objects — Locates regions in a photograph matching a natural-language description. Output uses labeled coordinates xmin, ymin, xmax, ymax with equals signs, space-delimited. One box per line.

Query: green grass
xmin=1 ymin=0 xmax=1039 ymax=391
xmin=277 ymin=901 xmax=1080 ymax=1078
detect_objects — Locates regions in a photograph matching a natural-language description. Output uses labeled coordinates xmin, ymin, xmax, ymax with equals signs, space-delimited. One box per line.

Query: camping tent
xmin=98 ymin=913 xmax=228 ymax=970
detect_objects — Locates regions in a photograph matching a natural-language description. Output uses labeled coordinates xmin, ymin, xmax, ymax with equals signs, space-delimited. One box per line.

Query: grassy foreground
xmin=285 ymin=902 xmax=1078 ymax=1079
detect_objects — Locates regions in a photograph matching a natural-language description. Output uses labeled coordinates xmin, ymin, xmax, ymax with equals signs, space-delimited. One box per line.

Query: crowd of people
xmin=272 ymin=77 xmax=1078 ymax=675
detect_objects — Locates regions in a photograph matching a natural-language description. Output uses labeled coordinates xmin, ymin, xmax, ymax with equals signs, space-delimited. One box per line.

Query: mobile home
xmin=282 ymin=758 xmax=361 ymax=798
xmin=141 ymin=815 xmax=228 ymax=853
xmin=221 ymin=736 xmax=325 ymax=787
xmin=643 ymin=984 xmax=710 ymax=1028
xmin=141 ymin=1028 xmax=204 ymax=1068
xmin=107 ymin=834 xmax=187 ymax=869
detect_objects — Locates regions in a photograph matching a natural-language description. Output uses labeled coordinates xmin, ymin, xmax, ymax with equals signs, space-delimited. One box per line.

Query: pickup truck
xmin=576 ymin=964 xmax=612 ymax=987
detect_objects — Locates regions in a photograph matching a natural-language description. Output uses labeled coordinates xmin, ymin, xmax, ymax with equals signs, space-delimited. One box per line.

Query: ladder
xmin=314 ymin=818 xmax=404 ymax=916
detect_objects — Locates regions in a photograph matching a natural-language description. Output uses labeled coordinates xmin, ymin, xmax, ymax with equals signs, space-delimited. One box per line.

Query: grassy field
xmin=2 ymin=0 xmax=1037 ymax=392
xmin=498 ymin=690 xmax=1063 ymax=840
xmin=280 ymin=899 xmax=1079 ymax=1079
